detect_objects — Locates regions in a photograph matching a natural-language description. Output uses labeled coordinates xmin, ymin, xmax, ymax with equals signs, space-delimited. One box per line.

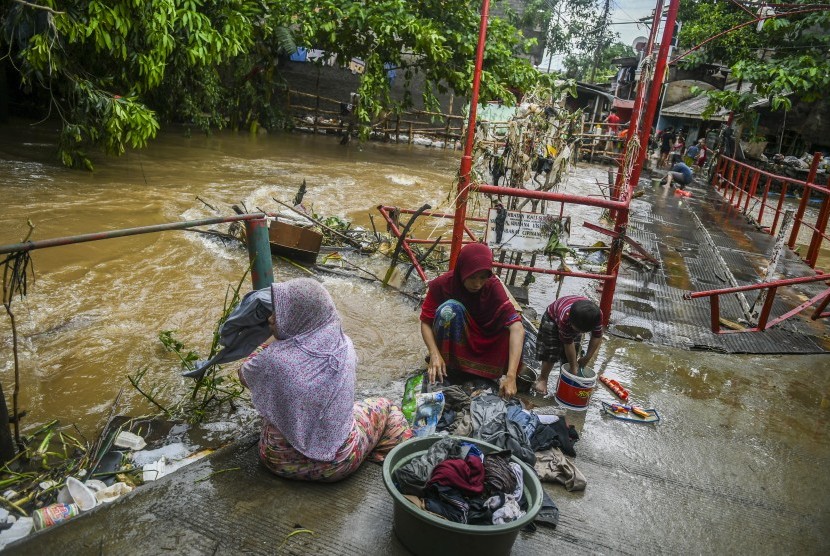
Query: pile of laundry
xmin=434 ymin=386 xmax=587 ymax=492
xmin=395 ymin=379 xmax=591 ymax=529
xmin=393 ymin=437 xmax=530 ymax=525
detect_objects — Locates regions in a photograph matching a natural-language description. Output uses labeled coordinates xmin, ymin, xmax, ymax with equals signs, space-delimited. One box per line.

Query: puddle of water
xmin=620 ymin=299 xmax=655 ymax=313
xmin=611 ymin=325 xmax=654 ymax=341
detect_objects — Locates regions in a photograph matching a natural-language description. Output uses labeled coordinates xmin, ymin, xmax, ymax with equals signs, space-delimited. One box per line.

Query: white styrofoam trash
xmin=65 ymin=477 xmax=97 ymax=512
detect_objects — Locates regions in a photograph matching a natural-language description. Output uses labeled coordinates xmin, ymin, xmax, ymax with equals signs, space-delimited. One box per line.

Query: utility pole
xmin=589 ymin=0 xmax=610 ymax=83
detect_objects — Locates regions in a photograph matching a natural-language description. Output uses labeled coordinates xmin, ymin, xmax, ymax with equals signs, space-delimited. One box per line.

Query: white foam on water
xmin=385 ymin=174 xmax=418 ymax=187
xmin=131 ymin=442 xmax=193 ymax=466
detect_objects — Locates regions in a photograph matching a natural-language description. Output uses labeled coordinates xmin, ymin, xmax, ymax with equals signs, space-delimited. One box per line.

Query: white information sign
xmin=484 ymin=208 xmax=570 ymax=253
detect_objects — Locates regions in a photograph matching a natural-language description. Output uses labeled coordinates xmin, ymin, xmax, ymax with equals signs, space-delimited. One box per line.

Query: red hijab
xmin=425 ymin=243 xmax=516 ymax=335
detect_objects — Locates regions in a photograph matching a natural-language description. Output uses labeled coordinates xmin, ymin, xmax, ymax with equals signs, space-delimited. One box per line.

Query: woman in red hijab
xmin=419 ymin=243 xmax=525 ymax=397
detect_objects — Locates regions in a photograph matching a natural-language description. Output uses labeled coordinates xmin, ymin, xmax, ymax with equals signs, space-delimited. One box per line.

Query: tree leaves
xmin=678 ymin=0 xmax=830 ymax=118
xmin=3 ymin=0 xmax=551 ymax=168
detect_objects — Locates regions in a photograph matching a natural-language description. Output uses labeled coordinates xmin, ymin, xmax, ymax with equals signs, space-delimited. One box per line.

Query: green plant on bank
xmin=1 ymin=0 xmax=294 ymax=169
xmin=541 ymin=214 xmax=573 ymax=261
xmin=2 ymin=0 xmax=553 ymax=166
xmin=0 ymin=415 xmax=145 ymax=517
xmin=127 ymin=269 xmax=250 ymax=424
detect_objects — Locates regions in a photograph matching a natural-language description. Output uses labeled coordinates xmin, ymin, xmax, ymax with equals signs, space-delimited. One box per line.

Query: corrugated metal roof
xmin=661 ymin=95 xmax=730 ymax=121
xmin=662 ymin=81 xmax=771 ymax=121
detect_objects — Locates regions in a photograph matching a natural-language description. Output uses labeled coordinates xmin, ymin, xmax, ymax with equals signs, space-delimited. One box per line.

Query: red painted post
xmin=805 ymin=184 xmax=830 ymax=267
xmin=744 ymin=170 xmax=760 ymax=214
xmin=771 ymin=181 xmax=787 ymax=235
xmin=711 ymin=156 xmax=724 ymax=189
xmin=599 ymin=0 xmax=680 ymax=327
xmin=788 ymin=152 xmax=822 ymax=249
xmin=726 ymin=159 xmax=737 ymax=200
xmin=609 ymin=0 xmax=665 ymax=219
xmin=449 ymin=0 xmax=490 ymax=270
xmin=729 ymin=164 xmax=742 ymax=206
xmin=737 ymin=165 xmax=747 ymax=205
xmin=757 ymin=286 xmax=778 ymax=331
xmin=710 ymin=295 xmax=720 ymax=333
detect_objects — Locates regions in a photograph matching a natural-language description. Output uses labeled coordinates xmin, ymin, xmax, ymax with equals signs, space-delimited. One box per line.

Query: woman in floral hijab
xmin=240 ymin=278 xmax=411 ymax=482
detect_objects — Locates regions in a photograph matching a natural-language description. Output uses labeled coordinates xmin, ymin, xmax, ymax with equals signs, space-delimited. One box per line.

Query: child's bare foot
xmin=533 ymin=378 xmax=548 ymax=395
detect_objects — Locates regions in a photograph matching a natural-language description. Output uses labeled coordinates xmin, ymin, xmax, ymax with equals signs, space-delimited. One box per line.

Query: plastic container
xmin=113 ymin=431 xmax=146 ymax=451
xmin=554 ymin=364 xmax=597 ymax=411
xmin=382 ymin=436 xmax=543 ymax=556
xmin=65 ymin=477 xmax=97 ymax=511
xmin=95 ymin=482 xmax=133 ymax=504
xmin=32 ymin=503 xmax=79 ymax=530
xmin=0 ymin=516 xmax=34 ymax=548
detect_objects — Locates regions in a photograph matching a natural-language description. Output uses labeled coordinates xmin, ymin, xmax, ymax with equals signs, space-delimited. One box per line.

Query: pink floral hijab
xmin=241 ymin=278 xmax=356 ymax=461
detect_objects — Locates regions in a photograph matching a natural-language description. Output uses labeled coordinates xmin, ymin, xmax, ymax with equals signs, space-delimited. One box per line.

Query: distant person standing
xmin=671 ymin=133 xmax=686 ymax=164
xmin=695 ymin=139 xmax=708 ymax=172
xmin=604 ymin=108 xmax=621 ymax=134
xmin=658 ymin=126 xmax=675 ymax=168
xmin=661 ymin=161 xmax=694 ymax=190
xmin=684 ymin=141 xmax=700 ymax=166
xmin=604 ymin=108 xmax=622 ymax=153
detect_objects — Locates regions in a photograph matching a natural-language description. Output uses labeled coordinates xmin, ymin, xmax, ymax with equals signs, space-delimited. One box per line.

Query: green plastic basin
xmin=382 ymin=435 xmax=543 ymax=556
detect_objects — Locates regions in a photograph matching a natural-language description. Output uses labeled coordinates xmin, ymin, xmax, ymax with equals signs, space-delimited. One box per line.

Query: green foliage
xmin=3 ymin=0 xmax=549 ymax=167
xmin=279 ymin=0 xmax=549 ymax=131
xmin=2 ymin=0 xmax=267 ymax=168
xmin=127 ymin=270 xmax=250 ymax=424
xmin=563 ymin=42 xmax=634 ymax=83
xmin=678 ymin=0 xmax=830 ymax=118
xmin=513 ymin=0 xmax=605 ymax=57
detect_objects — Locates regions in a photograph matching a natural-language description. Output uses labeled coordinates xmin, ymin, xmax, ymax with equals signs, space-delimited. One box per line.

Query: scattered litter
xmin=142 ymin=457 xmax=168 ymax=482
xmin=140 ymin=448 xmax=214 ymax=482
xmin=37 ymin=481 xmax=57 ymax=491
xmin=600 ymin=401 xmax=660 ymax=424
xmin=411 ymin=392 xmax=445 ymax=437
xmin=94 ymin=482 xmax=133 ymax=504
xmin=113 ymin=431 xmax=146 ymax=451
xmin=0 ymin=517 xmax=33 ymax=549
xmin=599 ymin=375 xmax=630 ymax=401
xmin=56 ymin=487 xmax=73 ymax=505
xmin=132 ymin=443 xmax=192 ymax=467
xmin=32 ymin=503 xmax=79 ymax=531
xmin=83 ymin=480 xmax=107 ymax=493
xmin=65 ymin=477 xmax=97 ymax=511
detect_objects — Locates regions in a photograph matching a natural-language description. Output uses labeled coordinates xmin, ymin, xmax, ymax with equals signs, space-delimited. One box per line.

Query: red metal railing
xmin=377 ymin=0 xmax=680 ymax=328
xmin=684 ymin=274 xmax=830 ymax=333
xmin=376 ymin=205 xmax=617 ymax=286
xmin=711 ymin=153 xmax=830 ymax=269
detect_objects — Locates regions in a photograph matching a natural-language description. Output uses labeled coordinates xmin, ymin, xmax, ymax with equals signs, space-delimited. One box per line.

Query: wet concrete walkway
xmin=8 ymin=169 xmax=830 ymax=555
xmin=610 ymin=170 xmax=830 ymax=353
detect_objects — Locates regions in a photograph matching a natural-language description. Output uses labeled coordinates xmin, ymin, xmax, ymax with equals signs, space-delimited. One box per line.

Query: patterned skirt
xmin=259 ymin=397 xmax=412 ymax=482
xmin=432 ymin=299 xmax=512 ymax=381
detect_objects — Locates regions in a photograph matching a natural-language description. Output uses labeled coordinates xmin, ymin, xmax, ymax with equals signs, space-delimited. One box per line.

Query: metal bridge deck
xmin=608 ymin=172 xmax=829 ymax=354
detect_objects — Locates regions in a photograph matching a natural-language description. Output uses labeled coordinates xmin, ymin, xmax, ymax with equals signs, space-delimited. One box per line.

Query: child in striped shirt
xmin=534 ymin=296 xmax=604 ymax=395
